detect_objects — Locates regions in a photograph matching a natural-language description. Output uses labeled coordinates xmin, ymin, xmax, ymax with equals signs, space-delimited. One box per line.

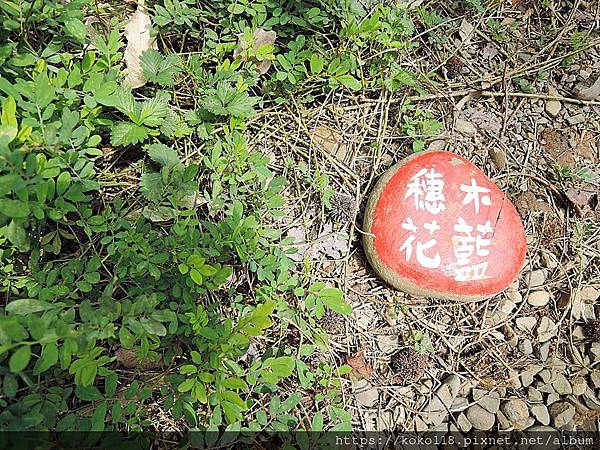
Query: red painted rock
xmin=363 ymin=151 xmax=526 ymax=301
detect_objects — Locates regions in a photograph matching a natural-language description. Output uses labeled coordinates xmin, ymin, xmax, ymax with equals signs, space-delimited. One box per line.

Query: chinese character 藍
xmin=460 ymin=178 xmax=491 ymax=214
xmin=400 ymin=217 xmax=441 ymax=268
xmin=454 ymin=262 xmax=490 ymax=282
xmin=451 ymin=217 xmax=494 ymax=281
xmin=404 ymin=168 xmax=446 ymax=215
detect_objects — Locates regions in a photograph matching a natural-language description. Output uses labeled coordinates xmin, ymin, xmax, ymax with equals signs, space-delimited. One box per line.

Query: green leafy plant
xmin=411 ymin=331 xmax=435 ymax=355
xmin=100 ymin=88 xmax=170 ymax=145
xmin=0 ymin=0 xmax=432 ymax=438
xmin=140 ymin=49 xmax=183 ymax=87
xmin=153 ymin=0 xmax=202 ymax=29
xmin=401 ymin=101 xmax=444 ymax=152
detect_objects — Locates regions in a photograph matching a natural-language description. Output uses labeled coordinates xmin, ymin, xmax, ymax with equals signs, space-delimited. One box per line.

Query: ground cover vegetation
xmin=1 ymin=0 xmax=598 ymax=444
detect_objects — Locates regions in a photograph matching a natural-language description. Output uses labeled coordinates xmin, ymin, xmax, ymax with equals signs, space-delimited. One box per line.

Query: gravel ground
xmin=248 ymin=0 xmax=600 ymax=433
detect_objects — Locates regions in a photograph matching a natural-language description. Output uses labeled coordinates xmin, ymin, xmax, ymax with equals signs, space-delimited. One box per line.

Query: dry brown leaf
xmin=541 ymin=128 xmax=576 ymax=168
xmin=233 ymin=28 xmax=276 ymax=75
xmin=458 ymin=19 xmax=474 ymax=44
xmin=116 ymin=347 xmax=163 ymax=369
xmin=454 ymin=92 xmax=475 ymax=111
xmin=574 ymin=74 xmax=600 ymax=101
xmin=116 ymin=348 xmax=138 ymax=368
xmin=565 ymin=187 xmax=598 ymax=217
xmin=123 ymin=0 xmax=156 ymax=89
xmin=84 ymin=17 xmax=100 ymax=50
xmin=488 ymin=147 xmax=507 ymax=170
xmin=310 ymin=126 xmax=348 ymax=161
xmin=463 ymin=108 xmax=502 ymax=133
xmin=346 ymin=351 xmax=373 ymax=380
xmin=515 ymin=191 xmax=551 ymax=215
xmin=481 ymin=43 xmax=499 ymax=60
xmin=574 ymin=133 xmax=598 ymax=163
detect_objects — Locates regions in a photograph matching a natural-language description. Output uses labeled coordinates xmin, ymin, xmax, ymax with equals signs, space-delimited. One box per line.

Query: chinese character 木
xmin=460 ymin=178 xmax=491 ymax=214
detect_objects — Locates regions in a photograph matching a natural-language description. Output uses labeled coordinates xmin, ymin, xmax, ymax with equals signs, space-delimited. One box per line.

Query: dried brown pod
xmin=389 ymin=347 xmax=428 ymax=385
xmin=445 ymin=56 xmax=464 ymax=79
xmin=585 ymin=319 xmax=600 ymax=342
xmin=328 ymin=193 xmax=356 ymax=223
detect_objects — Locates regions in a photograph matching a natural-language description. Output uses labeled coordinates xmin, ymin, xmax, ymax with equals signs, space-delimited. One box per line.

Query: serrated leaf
xmin=226 ymin=92 xmax=258 ymax=118
xmin=160 ymin=109 xmax=192 ymax=138
xmin=139 ymin=48 xmax=162 ymax=78
xmin=111 ymin=122 xmax=148 ymax=146
xmin=145 ymin=143 xmax=180 ymax=168
xmin=138 ymin=96 xmax=168 ymax=127
xmin=117 ymin=88 xmax=138 ymax=120
xmin=202 ymin=82 xmax=258 ymax=119
xmin=139 ymin=172 xmax=163 ymax=202
xmin=140 ymin=48 xmax=182 ymax=86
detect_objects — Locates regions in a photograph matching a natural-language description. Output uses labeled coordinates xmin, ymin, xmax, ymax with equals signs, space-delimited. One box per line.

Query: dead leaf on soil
xmin=488 ymin=147 xmax=507 ymax=170
xmin=116 ymin=348 xmax=138 ymax=368
xmin=454 ymin=92 xmax=477 ymax=111
xmin=573 ymin=410 xmax=600 ymax=430
xmin=287 ymin=223 xmax=349 ymax=261
xmin=463 ymin=108 xmax=502 ymax=134
xmin=574 ymin=73 xmax=600 ymax=101
xmin=481 ymin=43 xmax=499 ymax=60
xmin=564 ymin=187 xmax=598 ymax=217
xmin=573 ymin=133 xmax=598 ymax=164
xmin=310 ymin=126 xmax=348 ymax=161
xmin=84 ymin=17 xmax=100 ymax=50
xmin=515 ymin=191 xmax=552 ymax=215
xmin=116 ymin=347 xmax=163 ymax=369
xmin=541 ymin=128 xmax=575 ymax=168
xmin=459 ymin=19 xmax=474 ymax=44
xmin=123 ymin=0 xmax=156 ymax=89
xmin=346 ymin=351 xmax=373 ymax=380
xmin=233 ymin=28 xmax=276 ymax=75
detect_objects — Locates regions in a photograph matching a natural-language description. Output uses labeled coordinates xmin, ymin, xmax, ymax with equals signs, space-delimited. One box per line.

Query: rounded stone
xmin=524 ymin=269 xmax=546 ymax=288
xmin=527 ymin=290 xmax=551 ymax=307
xmin=519 ymin=338 xmax=534 ymax=355
xmin=501 ymin=398 xmax=530 ymax=430
xmin=549 ymin=402 xmax=576 ymax=429
xmin=466 ymin=404 xmax=496 ymax=430
xmin=363 ymin=151 xmax=527 ymax=301
xmin=530 ymin=404 xmax=550 ymax=425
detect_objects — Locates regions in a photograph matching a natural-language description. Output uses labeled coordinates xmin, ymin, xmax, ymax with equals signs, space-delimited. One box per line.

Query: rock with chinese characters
xmin=363 ymin=151 xmax=526 ymax=301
